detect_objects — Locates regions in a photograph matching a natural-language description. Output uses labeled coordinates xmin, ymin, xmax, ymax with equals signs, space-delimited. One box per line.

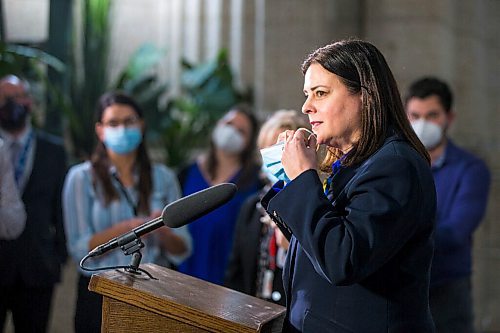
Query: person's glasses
xmin=101 ymin=116 xmax=140 ymax=128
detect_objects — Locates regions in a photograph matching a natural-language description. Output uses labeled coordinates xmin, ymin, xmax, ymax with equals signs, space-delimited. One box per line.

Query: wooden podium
xmin=89 ymin=263 xmax=285 ymax=332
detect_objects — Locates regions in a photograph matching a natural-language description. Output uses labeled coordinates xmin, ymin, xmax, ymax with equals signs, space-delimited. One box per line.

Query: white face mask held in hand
xmin=411 ymin=119 xmax=443 ymax=150
xmin=212 ymin=124 xmax=245 ymax=153
xmin=260 ymin=141 xmax=290 ymax=183
xmin=260 ymin=128 xmax=327 ymax=183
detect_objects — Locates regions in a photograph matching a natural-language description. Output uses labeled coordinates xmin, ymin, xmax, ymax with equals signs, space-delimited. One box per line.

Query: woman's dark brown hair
xmin=91 ymin=91 xmax=152 ymax=215
xmin=301 ymin=39 xmax=430 ymax=166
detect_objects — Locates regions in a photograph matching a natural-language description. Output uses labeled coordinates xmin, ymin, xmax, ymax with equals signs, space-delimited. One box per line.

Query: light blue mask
xmin=260 ymin=142 xmax=290 ymax=183
xmin=261 ymin=164 xmax=279 ymax=184
xmin=103 ymin=126 xmax=142 ymax=154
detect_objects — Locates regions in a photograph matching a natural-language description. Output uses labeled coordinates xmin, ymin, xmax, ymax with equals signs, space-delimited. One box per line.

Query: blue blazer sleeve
xmin=263 ymin=153 xmax=435 ymax=286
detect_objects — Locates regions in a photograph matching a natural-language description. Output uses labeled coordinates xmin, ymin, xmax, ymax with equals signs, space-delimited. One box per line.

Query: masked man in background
xmin=0 ymin=75 xmax=67 ymax=332
xmin=405 ymin=77 xmax=490 ymax=333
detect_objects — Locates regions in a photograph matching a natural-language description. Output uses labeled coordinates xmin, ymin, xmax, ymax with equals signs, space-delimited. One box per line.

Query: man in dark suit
xmin=0 ymin=75 xmax=67 ymax=332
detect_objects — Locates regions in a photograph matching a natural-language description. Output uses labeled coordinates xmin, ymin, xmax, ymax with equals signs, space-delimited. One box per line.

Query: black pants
xmin=430 ymin=277 xmax=474 ymax=333
xmin=0 ymin=283 xmax=54 ymax=333
xmin=75 ymin=274 xmax=102 ymax=333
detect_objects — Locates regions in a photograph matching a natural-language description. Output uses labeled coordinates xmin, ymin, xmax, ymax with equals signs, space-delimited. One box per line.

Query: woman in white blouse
xmin=63 ymin=92 xmax=192 ymax=333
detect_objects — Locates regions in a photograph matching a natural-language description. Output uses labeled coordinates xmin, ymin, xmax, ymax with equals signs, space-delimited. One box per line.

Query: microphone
xmin=88 ymin=182 xmax=238 ymax=257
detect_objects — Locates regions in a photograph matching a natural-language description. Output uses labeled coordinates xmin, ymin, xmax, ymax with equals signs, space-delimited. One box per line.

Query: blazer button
xmin=272 ymin=291 xmax=282 ymax=302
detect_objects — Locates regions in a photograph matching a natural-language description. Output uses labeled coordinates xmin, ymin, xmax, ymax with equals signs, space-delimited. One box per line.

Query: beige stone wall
xmin=364 ymin=1 xmax=500 ymax=330
xmin=255 ymin=0 xmax=362 ymax=115
xmin=2 ymin=0 xmax=50 ymax=42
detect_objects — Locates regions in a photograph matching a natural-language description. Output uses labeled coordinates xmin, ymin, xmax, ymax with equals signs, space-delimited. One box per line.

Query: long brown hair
xmin=91 ymin=92 xmax=152 ymax=215
xmin=301 ymin=39 xmax=430 ymax=166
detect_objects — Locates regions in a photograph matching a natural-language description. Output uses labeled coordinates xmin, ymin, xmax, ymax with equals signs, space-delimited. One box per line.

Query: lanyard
xmin=324 ymin=155 xmax=347 ymax=200
xmin=13 ymin=131 xmax=33 ymax=186
xmin=323 ymin=158 xmax=342 ymax=193
xmin=111 ymin=172 xmax=138 ymax=216
xmin=268 ymin=231 xmax=277 ymax=270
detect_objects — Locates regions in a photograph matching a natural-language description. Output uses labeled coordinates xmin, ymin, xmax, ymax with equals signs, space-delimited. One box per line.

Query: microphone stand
xmin=120 ymin=237 xmax=145 ymax=275
xmin=80 ymin=234 xmax=157 ymax=280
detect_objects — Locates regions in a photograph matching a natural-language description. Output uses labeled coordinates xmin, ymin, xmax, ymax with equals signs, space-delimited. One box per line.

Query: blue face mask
xmin=260 ymin=142 xmax=290 ymax=183
xmin=103 ymin=126 xmax=142 ymax=154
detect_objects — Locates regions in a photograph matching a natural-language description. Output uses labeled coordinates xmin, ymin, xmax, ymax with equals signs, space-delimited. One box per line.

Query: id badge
xmin=262 ymin=269 xmax=274 ymax=299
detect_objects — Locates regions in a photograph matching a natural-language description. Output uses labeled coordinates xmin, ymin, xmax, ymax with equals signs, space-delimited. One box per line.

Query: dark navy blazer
xmin=0 ymin=132 xmax=67 ymax=287
xmin=262 ymin=134 xmax=436 ymax=333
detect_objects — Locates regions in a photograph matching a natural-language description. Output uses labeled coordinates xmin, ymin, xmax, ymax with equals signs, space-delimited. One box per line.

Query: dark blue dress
xmin=178 ymin=162 xmax=261 ymax=284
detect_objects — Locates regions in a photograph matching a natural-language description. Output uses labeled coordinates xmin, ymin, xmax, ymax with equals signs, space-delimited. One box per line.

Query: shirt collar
xmin=431 ymin=143 xmax=448 ymax=169
xmin=331 ymin=152 xmax=349 ymax=174
xmin=108 ymin=164 xmax=140 ymax=185
xmin=0 ymin=123 xmax=33 ymax=146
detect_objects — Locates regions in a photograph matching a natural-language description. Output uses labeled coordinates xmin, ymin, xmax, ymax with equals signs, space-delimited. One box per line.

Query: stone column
xmin=252 ymin=0 xmax=362 ymax=115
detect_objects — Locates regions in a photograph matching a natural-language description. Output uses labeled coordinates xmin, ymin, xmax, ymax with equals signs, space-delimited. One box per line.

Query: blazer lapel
xmin=328 ymin=133 xmax=402 ymax=203
xmin=327 ymin=165 xmax=357 ymax=201
xmin=283 ymin=236 xmax=297 ymax=315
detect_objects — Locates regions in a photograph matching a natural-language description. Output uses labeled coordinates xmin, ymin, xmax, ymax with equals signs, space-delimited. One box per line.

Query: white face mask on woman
xmin=411 ymin=119 xmax=443 ymax=150
xmin=212 ymin=124 xmax=245 ymax=153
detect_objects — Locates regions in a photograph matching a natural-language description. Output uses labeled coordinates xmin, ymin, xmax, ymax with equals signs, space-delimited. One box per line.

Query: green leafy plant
xmin=0 ymin=41 xmax=65 ymax=130
xmin=0 ymin=42 xmax=65 ymax=78
xmin=60 ymin=1 xmax=170 ymax=161
xmin=111 ymin=43 xmax=168 ymax=144
xmin=62 ymin=0 xmax=112 ymax=159
xmin=162 ymin=49 xmax=251 ymax=168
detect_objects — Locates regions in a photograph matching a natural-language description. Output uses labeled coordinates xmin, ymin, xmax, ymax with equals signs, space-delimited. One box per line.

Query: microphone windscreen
xmin=162 ymin=183 xmax=238 ymax=228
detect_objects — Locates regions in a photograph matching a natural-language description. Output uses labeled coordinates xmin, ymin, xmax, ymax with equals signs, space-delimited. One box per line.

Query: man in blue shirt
xmin=405 ymin=77 xmax=490 ymax=333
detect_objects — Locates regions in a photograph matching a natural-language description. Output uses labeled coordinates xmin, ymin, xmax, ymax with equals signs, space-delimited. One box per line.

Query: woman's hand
xmin=126 ymin=217 xmax=147 ymax=230
xmin=275 ymin=228 xmax=290 ymax=250
xmin=145 ymin=210 xmax=188 ymax=255
xmin=278 ymin=129 xmax=318 ymax=180
xmin=88 ymin=216 xmax=146 ymax=251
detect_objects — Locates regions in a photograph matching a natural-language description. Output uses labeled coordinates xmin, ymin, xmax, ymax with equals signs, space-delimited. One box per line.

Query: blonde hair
xmin=258 ymin=110 xmax=341 ymax=173
xmin=257 ymin=110 xmax=309 ymax=148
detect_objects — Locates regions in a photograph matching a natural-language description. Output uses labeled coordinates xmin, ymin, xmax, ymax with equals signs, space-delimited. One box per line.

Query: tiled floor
xmin=4 ymin=262 xmax=77 ymax=333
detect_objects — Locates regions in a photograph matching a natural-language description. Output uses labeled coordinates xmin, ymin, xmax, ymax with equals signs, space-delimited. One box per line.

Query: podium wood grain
xmin=89 ymin=263 xmax=285 ymax=332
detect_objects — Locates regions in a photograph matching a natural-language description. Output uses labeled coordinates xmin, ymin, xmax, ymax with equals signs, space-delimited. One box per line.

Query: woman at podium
xmin=260 ymin=40 xmax=436 ymax=332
